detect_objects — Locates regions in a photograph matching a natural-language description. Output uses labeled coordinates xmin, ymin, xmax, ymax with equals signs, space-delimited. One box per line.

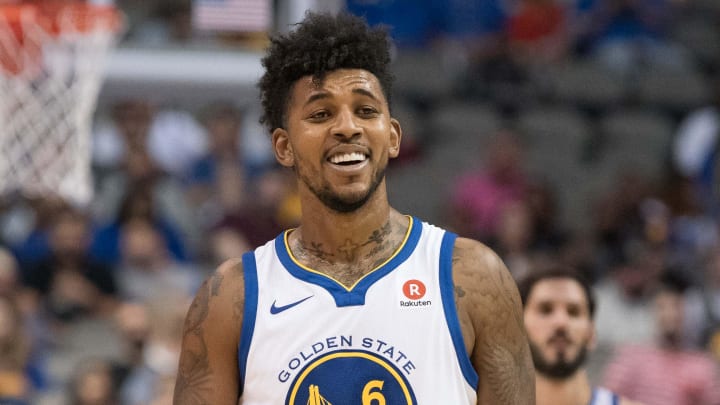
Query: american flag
xmin=193 ymin=0 xmax=272 ymax=32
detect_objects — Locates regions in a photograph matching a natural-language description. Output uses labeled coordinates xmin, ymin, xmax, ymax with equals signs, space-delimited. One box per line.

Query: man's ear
xmin=272 ymin=128 xmax=294 ymax=167
xmin=389 ymin=117 xmax=402 ymax=158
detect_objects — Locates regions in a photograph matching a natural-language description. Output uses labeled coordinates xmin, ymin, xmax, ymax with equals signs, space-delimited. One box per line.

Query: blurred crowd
xmin=1 ymin=0 xmax=720 ymax=404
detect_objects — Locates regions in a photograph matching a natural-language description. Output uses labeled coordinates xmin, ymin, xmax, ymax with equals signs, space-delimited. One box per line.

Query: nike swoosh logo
xmin=270 ymin=295 xmax=313 ymax=315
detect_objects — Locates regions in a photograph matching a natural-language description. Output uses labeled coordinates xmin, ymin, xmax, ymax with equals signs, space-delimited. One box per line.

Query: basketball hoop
xmin=0 ymin=1 xmax=123 ymax=206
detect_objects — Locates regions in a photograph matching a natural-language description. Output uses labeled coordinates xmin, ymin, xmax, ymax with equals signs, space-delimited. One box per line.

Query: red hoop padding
xmin=0 ymin=3 xmax=42 ymax=76
xmin=0 ymin=1 xmax=121 ymax=76
xmin=39 ymin=1 xmax=123 ymax=36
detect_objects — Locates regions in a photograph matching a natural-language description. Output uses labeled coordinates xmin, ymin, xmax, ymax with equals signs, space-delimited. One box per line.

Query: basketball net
xmin=0 ymin=1 xmax=122 ymax=206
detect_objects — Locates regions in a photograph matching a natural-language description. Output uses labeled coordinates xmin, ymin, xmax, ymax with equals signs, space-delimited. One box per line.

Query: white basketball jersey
xmin=238 ymin=217 xmax=477 ymax=404
xmin=591 ymin=387 xmax=620 ymax=405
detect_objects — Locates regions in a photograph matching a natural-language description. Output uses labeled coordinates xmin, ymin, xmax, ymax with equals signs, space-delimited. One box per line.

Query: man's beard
xmin=297 ymin=162 xmax=386 ymax=213
xmin=529 ymin=339 xmax=588 ymax=380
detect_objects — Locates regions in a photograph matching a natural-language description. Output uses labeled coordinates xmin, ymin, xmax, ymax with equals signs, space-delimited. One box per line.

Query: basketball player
xmin=519 ymin=267 xmax=642 ymax=405
xmin=173 ymin=12 xmax=534 ymax=404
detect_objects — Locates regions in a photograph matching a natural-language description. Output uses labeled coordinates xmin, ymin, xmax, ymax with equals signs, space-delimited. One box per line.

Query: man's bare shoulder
xmin=184 ymin=257 xmax=245 ymax=334
xmin=213 ymin=258 xmax=245 ymax=293
xmin=207 ymin=257 xmax=246 ymax=321
xmin=450 ymin=236 xmax=521 ymax=327
xmin=451 ymin=237 xmax=513 ymax=293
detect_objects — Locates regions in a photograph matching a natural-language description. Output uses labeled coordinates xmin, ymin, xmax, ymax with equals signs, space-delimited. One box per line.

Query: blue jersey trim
xmin=439 ymin=231 xmax=479 ymax=389
xmin=274 ymin=216 xmax=423 ymax=307
xmin=238 ymin=252 xmax=259 ymax=395
xmin=590 ymin=388 xmax=621 ymax=405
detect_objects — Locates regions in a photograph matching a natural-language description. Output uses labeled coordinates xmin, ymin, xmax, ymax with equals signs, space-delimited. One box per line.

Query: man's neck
xmin=536 ymin=369 xmax=593 ymax=405
xmin=289 ymin=188 xmax=409 ymax=287
xmin=293 ymin=182 xmax=393 ymax=259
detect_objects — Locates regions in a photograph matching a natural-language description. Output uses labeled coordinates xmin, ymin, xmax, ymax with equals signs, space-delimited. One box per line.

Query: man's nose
xmin=550 ymin=310 xmax=570 ymax=327
xmin=331 ymin=108 xmax=361 ymax=139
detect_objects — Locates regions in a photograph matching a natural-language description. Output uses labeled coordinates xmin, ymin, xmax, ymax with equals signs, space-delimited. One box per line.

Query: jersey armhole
xmin=238 ymin=251 xmax=259 ymax=396
xmin=439 ymin=231 xmax=480 ymax=389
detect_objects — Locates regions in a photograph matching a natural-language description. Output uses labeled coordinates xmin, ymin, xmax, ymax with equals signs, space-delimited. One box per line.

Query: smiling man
xmin=173 ymin=12 xmax=533 ymax=405
xmin=519 ymin=267 xmax=642 ymax=405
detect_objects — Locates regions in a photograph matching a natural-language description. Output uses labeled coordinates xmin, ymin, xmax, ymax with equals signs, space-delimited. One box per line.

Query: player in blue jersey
xmin=519 ymin=267 xmax=643 ymax=405
xmin=173 ymin=11 xmax=534 ymax=404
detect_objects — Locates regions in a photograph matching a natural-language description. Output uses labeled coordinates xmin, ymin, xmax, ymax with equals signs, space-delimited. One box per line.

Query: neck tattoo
xmin=293 ymin=219 xmax=399 ymax=286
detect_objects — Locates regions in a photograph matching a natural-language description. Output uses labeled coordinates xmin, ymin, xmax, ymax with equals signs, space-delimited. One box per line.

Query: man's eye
xmin=539 ymin=304 xmax=553 ymax=315
xmin=309 ymin=111 xmax=329 ymax=120
xmin=358 ymin=107 xmax=378 ymax=116
xmin=567 ymin=306 xmax=581 ymax=317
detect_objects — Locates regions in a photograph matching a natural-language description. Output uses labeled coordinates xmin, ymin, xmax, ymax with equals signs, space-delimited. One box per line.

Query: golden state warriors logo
xmin=286 ymin=350 xmax=417 ymax=404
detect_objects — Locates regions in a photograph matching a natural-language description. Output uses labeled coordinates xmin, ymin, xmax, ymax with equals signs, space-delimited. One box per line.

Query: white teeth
xmin=329 ymin=152 xmax=366 ymax=164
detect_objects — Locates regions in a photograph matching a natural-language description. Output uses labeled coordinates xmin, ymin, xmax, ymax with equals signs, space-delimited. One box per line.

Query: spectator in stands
xmin=487 ymin=182 xmax=571 ymax=277
xmin=67 ymin=358 xmax=120 ymax=405
xmin=115 ymin=218 xmax=201 ymax=302
xmin=684 ymin=249 xmax=720 ymax=355
xmin=345 ymin=0 xmax=444 ymax=49
xmin=673 ymin=77 xmax=720 ymax=215
xmin=93 ymin=100 xmax=154 ymax=173
xmin=9 ymin=197 xmax=69 ymax=274
xmin=93 ymin=99 xmax=207 ymax=179
xmin=212 ymin=166 xmax=295 ymax=249
xmin=0 ymin=247 xmax=19 ymax=299
xmin=592 ymin=170 xmax=655 ymax=275
xmin=594 ymin=240 xmax=664 ymax=348
xmin=448 ymin=129 xmax=528 ymax=241
xmin=185 ymin=102 xmax=245 ymax=195
xmin=134 ymin=0 xmax=193 ymax=45
xmin=603 ymin=270 xmax=720 ymax=405
xmin=23 ymin=210 xmax=117 ymax=324
xmin=207 ymin=227 xmax=251 ymax=268
xmin=440 ymin=0 xmax=509 ymax=58
xmin=0 ymin=247 xmax=48 ymax=397
xmin=574 ymin=0 xmax=691 ymax=74
xmin=346 ymin=0 xmax=509 ymax=64
xmin=184 ymin=102 xmax=271 ymax=231
xmin=0 ymin=293 xmax=32 ymax=404
xmin=120 ymin=291 xmax=189 ymax=405
xmin=506 ymin=0 xmax=570 ymax=64
xmin=526 ymin=181 xmax=569 ymax=254
xmin=92 ymin=103 xmax=199 ymax=253
xmin=662 ymin=171 xmax=719 ymax=272
xmin=112 ymin=301 xmax=151 ymax=389
xmin=91 ymin=186 xmax=190 ymax=266
xmin=519 ymin=267 xmax=643 ymax=405
xmin=489 ymin=200 xmax=537 ymax=281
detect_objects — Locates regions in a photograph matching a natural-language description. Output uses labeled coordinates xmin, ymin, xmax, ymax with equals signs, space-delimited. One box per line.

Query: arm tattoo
xmin=211 ymin=273 xmax=223 ymax=296
xmin=452 ymin=245 xmax=470 ymax=265
xmin=482 ymin=344 xmax=533 ymax=404
xmin=183 ymin=277 xmax=211 ymax=334
xmin=174 ymin=277 xmax=215 ymax=404
xmin=233 ymin=294 xmax=244 ymax=320
xmin=478 ymin=261 xmax=533 ymax=403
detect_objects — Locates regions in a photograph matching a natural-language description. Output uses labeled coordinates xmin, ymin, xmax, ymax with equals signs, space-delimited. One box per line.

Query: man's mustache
xmin=547 ymin=329 xmax=572 ymax=345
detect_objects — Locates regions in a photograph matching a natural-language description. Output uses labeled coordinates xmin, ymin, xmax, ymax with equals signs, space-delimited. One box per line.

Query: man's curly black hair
xmin=258 ymin=12 xmax=394 ymax=133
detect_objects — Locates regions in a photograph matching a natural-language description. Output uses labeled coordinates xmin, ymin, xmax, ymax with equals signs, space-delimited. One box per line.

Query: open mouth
xmin=328 ymin=152 xmax=368 ymax=166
